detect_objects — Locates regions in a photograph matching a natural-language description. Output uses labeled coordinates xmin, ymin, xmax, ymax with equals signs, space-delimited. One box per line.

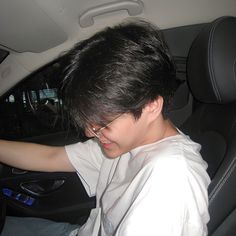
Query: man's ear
xmin=144 ymin=96 xmax=164 ymax=117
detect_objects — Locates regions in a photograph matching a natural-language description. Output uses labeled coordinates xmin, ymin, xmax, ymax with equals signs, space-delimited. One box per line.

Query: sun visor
xmin=0 ymin=0 xmax=67 ymax=53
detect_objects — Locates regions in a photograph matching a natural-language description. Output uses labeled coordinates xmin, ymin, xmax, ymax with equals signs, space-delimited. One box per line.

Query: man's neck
xmin=146 ymin=118 xmax=179 ymax=145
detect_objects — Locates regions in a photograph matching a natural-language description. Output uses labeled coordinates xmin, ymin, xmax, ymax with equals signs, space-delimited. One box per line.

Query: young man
xmin=0 ymin=20 xmax=210 ymax=235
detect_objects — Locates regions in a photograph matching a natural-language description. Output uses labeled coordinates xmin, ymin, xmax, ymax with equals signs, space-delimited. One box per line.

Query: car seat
xmin=180 ymin=16 xmax=236 ymax=235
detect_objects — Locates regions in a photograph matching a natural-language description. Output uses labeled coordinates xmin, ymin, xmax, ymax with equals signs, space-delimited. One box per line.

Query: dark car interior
xmin=0 ymin=15 xmax=236 ymax=235
xmin=181 ymin=16 xmax=236 ymax=235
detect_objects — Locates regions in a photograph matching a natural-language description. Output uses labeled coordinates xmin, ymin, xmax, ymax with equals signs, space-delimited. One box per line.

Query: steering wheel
xmin=26 ymin=93 xmax=61 ymax=128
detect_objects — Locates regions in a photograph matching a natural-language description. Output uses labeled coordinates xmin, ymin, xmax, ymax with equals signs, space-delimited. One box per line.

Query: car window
xmin=0 ymin=61 xmax=71 ymax=140
xmin=0 ymin=55 xmax=190 ymax=140
xmin=0 ymin=48 xmax=9 ymax=64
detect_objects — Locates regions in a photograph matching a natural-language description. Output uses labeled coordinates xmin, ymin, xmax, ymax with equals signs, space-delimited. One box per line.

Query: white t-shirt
xmin=65 ymin=133 xmax=210 ymax=236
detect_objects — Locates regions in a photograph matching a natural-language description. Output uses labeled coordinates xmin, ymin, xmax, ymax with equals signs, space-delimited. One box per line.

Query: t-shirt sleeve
xmin=116 ymin=157 xmax=209 ymax=236
xmin=65 ymin=139 xmax=104 ymax=197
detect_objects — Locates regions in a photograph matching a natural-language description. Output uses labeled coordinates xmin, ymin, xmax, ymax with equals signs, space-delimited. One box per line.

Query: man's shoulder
xmin=135 ymin=134 xmax=205 ymax=175
xmin=66 ymin=138 xmax=100 ymax=152
xmin=141 ymin=133 xmax=199 ymax=160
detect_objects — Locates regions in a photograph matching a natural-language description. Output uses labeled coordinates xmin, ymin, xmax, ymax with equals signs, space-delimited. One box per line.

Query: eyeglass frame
xmin=86 ymin=114 xmax=124 ymax=138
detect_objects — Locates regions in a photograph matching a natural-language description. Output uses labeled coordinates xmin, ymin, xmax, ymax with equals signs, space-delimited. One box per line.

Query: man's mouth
xmin=100 ymin=140 xmax=113 ymax=149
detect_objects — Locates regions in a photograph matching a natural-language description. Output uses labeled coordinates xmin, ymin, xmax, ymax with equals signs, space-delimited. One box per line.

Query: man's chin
xmin=102 ymin=148 xmax=121 ymax=159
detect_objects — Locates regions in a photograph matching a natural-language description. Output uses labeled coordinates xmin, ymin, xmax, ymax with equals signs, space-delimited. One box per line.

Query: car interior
xmin=0 ymin=0 xmax=236 ymax=235
xmin=181 ymin=16 xmax=236 ymax=235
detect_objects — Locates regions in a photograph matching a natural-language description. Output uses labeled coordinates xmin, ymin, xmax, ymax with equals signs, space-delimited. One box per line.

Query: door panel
xmin=0 ymin=132 xmax=95 ymax=225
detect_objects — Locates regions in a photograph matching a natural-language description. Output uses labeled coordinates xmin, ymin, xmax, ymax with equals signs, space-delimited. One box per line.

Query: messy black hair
xmin=62 ymin=19 xmax=177 ymax=129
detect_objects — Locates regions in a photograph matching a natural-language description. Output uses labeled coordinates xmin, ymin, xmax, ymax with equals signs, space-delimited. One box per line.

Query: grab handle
xmin=79 ymin=0 xmax=144 ymax=28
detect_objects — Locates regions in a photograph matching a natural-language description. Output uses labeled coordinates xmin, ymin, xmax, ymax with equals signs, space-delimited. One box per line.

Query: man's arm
xmin=0 ymin=140 xmax=76 ymax=172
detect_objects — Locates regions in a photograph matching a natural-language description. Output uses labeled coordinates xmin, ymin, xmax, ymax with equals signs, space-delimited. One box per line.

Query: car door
xmin=0 ymin=60 xmax=95 ymax=225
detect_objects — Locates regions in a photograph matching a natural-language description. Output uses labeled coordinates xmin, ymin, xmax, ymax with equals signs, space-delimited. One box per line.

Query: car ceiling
xmin=0 ymin=0 xmax=236 ymax=96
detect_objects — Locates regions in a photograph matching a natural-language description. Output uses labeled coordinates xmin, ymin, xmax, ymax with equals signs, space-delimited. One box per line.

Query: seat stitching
xmin=208 ymin=19 xmax=223 ymax=102
xmin=209 ymin=157 xmax=236 ymax=204
xmin=210 ymin=111 xmax=236 ymax=202
xmin=233 ymin=59 xmax=236 ymax=83
xmin=229 ymin=115 xmax=236 ymax=137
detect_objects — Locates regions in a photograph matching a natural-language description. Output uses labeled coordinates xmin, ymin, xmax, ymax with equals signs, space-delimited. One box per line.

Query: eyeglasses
xmin=87 ymin=114 xmax=123 ymax=138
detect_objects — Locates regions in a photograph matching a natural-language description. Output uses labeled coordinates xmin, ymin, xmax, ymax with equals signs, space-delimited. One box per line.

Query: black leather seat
xmin=180 ymin=16 xmax=236 ymax=235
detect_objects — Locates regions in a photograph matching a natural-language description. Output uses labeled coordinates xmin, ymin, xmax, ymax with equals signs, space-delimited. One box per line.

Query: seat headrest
xmin=187 ymin=16 xmax=236 ymax=104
